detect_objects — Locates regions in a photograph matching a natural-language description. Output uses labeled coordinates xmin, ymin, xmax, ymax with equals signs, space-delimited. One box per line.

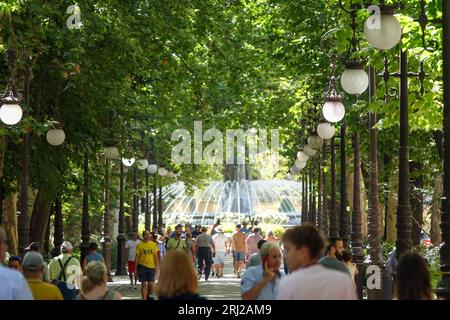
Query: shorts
xmin=137 ymin=264 xmax=155 ymax=283
xmin=214 ymin=252 xmax=226 ymax=264
xmin=128 ymin=261 xmax=136 ymax=273
xmin=234 ymin=251 xmax=245 ymax=261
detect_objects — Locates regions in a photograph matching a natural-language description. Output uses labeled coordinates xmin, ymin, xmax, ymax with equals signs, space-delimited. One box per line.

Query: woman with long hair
xmin=395 ymin=252 xmax=434 ymax=300
xmin=154 ymin=250 xmax=205 ymax=300
xmin=77 ymin=261 xmax=121 ymax=300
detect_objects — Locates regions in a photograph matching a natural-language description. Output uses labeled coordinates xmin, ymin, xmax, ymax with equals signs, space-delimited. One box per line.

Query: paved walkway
xmin=108 ymin=254 xmax=242 ymax=300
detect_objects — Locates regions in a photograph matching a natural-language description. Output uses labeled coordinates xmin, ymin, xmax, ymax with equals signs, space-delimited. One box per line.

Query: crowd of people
xmin=0 ymin=221 xmax=439 ymax=300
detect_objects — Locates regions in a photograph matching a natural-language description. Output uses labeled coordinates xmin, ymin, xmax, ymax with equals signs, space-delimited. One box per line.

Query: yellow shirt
xmin=136 ymin=241 xmax=158 ymax=269
xmin=27 ymin=279 xmax=63 ymax=300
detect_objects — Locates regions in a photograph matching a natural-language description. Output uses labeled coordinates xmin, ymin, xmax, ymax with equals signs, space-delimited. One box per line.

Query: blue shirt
xmin=0 ymin=265 xmax=33 ymax=300
xmin=86 ymin=252 xmax=104 ymax=264
xmin=240 ymin=265 xmax=283 ymax=300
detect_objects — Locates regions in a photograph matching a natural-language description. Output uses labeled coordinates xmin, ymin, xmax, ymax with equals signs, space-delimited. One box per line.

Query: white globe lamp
xmin=136 ymin=159 xmax=149 ymax=170
xmin=158 ymin=167 xmax=168 ymax=176
xmin=364 ymin=7 xmax=402 ymax=50
xmin=340 ymin=62 xmax=369 ymax=95
xmin=295 ymin=159 xmax=307 ymax=170
xmin=317 ymin=122 xmax=336 ymax=140
xmin=0 ymin=103 xmax=22 ymax=125
xmin=297 ymin=151 xmax=309 ymax=162
xmin=303 ymin=144 xmax=317 ymax=157
xmin=122 ymin=158 xmax=135 ymax=167
xmin=323 ymin=94 xmax=345 ymax=123
xmin=105 ymin=146 xmax=119 ymax=160
xmin=147 ymin=163 xmax=158 ymax=174
xmin=307 ymin=135 xmax=323 ymax=150
xmin=46 ymin=128 xmax=65 ymax=146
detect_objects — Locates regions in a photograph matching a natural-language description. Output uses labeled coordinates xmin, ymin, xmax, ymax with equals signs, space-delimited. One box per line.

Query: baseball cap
xmin=61 ymin=240 xmax=73 ymax=251
xmin=22 ymin=252 xmax=44 ymax=272
xmin=25 ymin=242 xmax=41 ymax=251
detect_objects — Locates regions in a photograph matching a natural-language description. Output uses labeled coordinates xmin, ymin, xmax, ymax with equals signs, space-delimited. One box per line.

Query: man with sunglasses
xmin=0 ymin=227 xmax=33 ymax=300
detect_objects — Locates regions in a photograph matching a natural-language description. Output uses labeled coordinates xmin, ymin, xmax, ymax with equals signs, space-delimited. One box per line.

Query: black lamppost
xmin=437 ymin=0 xmax=450 ymax=299
xmin=80 ymin=152 xmax=90 ymax=265
xmin=330 ymin=137 xmax=339 ymax=238
xmin=103 ymin=144 xmax=119 ymax=282
xmin=132 ymin=166 xmax=139 ymax=233
xmin=115 ymin=159 xmax=127 ymax=276
xmin=339 ymin=119 xmax=349 ymax=245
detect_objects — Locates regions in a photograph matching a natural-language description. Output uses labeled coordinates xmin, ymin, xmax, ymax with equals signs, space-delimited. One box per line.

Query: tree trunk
xmin=29 ymin=190 xmax=53 ymax=246
xmin=347 ymin=155 xmax=367 ymax=239
xmin=2 ymin=192 xmax=19 ymax=255
xmin=431 ymin=172 xmax=443 ymax=244
xmin=387 ymin=169 xmax=398 ymax=243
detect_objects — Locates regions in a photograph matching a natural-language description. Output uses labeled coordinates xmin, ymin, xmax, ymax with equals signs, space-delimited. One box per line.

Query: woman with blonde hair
xmin=76 ymin=261 xmax=121 ymax=300
xmin=154 ymin=250 xmax=205 ymax=300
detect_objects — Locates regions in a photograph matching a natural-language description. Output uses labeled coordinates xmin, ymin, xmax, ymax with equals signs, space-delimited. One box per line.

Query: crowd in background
xmin=0 ymin=221 xmax=437 ymax=300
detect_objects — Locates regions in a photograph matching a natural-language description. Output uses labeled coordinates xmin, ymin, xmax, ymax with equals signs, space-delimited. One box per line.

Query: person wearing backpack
xmin=48 ymin=241 xmax=82 ymax=300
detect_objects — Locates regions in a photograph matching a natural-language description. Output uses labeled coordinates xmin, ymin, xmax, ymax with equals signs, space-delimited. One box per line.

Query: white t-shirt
xmin=277 ymin=264 xmax=357 ymax=300
xmin=212 ymin=233 xmax=228 ymax=253
xmin=125 ymin=239 xmax=141 ymax=261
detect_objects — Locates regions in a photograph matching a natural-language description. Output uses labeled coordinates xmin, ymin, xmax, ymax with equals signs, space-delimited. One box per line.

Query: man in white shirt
xmin=0 ymin=227 xmax=33 ymax=300
xmin=125 ymin=232 xmax=141 ymax=289
xmin=212 ymin=226 xmax=228 ymax=278
xmin=277 ymin=224 xmax=357 ymax=300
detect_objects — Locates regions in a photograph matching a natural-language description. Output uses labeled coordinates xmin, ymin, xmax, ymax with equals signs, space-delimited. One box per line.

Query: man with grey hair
xmin=22 ymin=252 xmax=63 ymax=300
xmin=0 ymin=227 xmax=33 ymax=300
xmin=48 ymin=240 xmax=82 ymax=299
xmin=240 ymin=242 xmax=284 ymax=300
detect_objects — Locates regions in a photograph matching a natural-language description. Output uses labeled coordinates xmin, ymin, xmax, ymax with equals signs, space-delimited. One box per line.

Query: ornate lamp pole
xmin=330 ymin=137 xmax=339 ymax=238
xmin=339 ymin=119 xmax=349 ymax=245
xmin=80 ymin=152 xmax=90 ymax=264
xmin=115 ymin=159 xmax=127 ymax=275
xmin=437 ymin=0 xmax=450 ymax=299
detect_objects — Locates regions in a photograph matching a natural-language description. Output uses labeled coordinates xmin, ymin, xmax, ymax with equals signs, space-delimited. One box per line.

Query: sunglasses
xmin=8 ymin=256 xmax=21 ymax=262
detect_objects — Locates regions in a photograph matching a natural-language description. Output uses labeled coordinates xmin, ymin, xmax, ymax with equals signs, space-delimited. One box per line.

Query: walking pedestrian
xmin=342 ymin=250 xmax=358 ymax=282
xmin=25 ymin=242 xmax=50 ymax=282
xmin=247 ymin=240 xmax=266 ymax=267
xmin=8 ymin=255 xmax=23 ymax=273
xmin=231 ymin=224 xmax=246 ymax=278
xmin=48 ymin=241 xmax=82 ymax=300
xmin=77 ymin=261 xmax=122 ymax=300
xmin=135 ymin=230 xmax=159 ymax=300
xmin=125 ymin=232 xmax=141 ymax=289
xmin=241 ymin=242 xmax=284 ymax=300
xmin=277 ymin=224 xmax=357 ymax=300
xmin=195 ymin=227 xmax=215 ymax=281
xmin=82 ymin=242 xmax=104 ymax=272
xmin=265 ymin=230 xmax=279 ymax=243
xmin=395 ymin=252 xmax=434 ymax=300
xmin=0 ymin=227 xmax=33 ymax=300
xmin=245 ymin=227 xmax=263 ymax=262
xmin=212 ymin=226 xmax=228 ymax=277
xmin=153 ymin=250 xmax=206 ymax=300
xmin=22 ymin=252 xmax=63 ymax=300
xmin=319 ymin=241 xmax=351 ymax=275
xmin=167 ymin=227 xmax=188 ymax=253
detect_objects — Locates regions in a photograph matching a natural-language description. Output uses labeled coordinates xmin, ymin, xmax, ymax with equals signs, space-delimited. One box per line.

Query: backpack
xmin=50 ymin=257 xmax=77 ymax=300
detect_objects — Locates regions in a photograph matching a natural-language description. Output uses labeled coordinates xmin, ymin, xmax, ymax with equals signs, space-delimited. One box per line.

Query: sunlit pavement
xmin=108 ymin=254 xmax=242 ymax=300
